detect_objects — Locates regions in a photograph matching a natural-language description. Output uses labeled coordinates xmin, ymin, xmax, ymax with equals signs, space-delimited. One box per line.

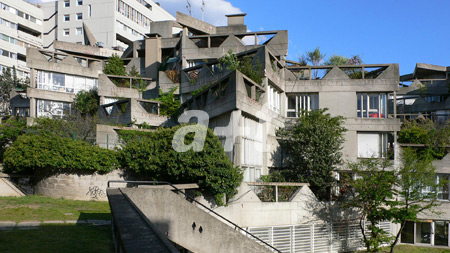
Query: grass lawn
xmin=0 ymin=224 xmax=114 ymax=253
xmin=0 ymin=195 xmax=113 ymax=253
xmin=0 ymin=195 xmax=111 ymax=221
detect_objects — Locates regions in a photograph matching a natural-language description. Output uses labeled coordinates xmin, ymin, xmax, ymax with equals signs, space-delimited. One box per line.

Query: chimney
xmin=225 ymin=13 xmax=247 ymax=26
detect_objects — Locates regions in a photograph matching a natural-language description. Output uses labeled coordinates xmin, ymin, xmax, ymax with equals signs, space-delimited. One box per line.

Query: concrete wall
xmin=121 ymin=187 xmax=271 ymax=253
xmin=34 ymin=169 xmax=125 ymax=201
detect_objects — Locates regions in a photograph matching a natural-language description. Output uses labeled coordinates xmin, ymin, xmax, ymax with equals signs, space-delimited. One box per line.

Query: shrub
xmin=0 ymin=116 xmax=27 ymax=161
xmin=118 ymin=125 xmax=242 ymax=205
xmin=3 ymin=133 xmax=118 ymax=175
xmin=73 ymin=89 xmax=100 ymax=117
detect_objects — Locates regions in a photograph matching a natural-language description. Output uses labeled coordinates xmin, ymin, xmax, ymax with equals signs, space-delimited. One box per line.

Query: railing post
xmin=275 ymin=185 xmax=278 ymax=202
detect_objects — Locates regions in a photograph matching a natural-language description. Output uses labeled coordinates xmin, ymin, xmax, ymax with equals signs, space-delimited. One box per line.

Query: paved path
xmin=0 ymin=220 xmax=111 ymax=230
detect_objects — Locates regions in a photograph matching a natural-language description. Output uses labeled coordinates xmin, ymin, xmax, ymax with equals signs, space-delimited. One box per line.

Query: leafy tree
xmin=155 ymin=87 xmax=181 ymax=117
xmin=3 ymin=132 xmax=118 ymax=175
xmin=343 ymin=159 xmax=397 ymax=252
xmin=219 ymin=50 xmax=264 ymax=84
xmin=398 ymin=119 xmax=450 ymax=159
xmin=389 ymin=148 xmax=440 ymax=253
xmin=276 ymin=108 xmax=346 ymax=199
xmin=118 ymin=125 xmax=243 ymax=205
xmin=0 ymin=67 xmax=29 ymax=116
xmin=0 ymin=116 xmax=27 ymax=161
xmin=324 ymin=55 xmax=349 ymax=66
xmin=128 ymin=66 xmax=147 ymax=92
xmin=218 ymin=49 xmax=240 ymax=71
xmin=32 ymin=116 xmax=98 ymax=144
xmin=303 ymin=47 xmax=326 ymax=79
xmin=103 ymin=54 xmax=126 ymax=76
xmin=73 ymin=89 xmax=100 ymax=117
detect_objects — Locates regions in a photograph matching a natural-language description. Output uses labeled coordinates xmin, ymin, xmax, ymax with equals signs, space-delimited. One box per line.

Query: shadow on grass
xmin=78 ymin=211 xmax=111 ymax=221
xmin=0 ymin=223 xmax=114 ymax=253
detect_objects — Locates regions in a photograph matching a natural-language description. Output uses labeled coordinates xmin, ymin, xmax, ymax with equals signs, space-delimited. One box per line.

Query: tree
xmin=103 ymin=54 xmax=126 ymax=76
xmin=218 ymin=50 xmax=264 ymax=84
xmin=343 ymin=159 xmax=397 ymax=252
xmin=324 ymin=55 xmax=349 ymax=66
xmin=0 ymin=116 xmax=27 ymax=161
xmin=304 ymin=47 xmax=326 ymax=79
xmin=73 ymin=89 xmax=100 ymax=117
xmin=155 ymin=87 xmax=181 ymax=117
xmin=389 ymin=148 xmax=440 ymax=253
xmin=0 ymin=67 xmax=29 ymax=116
xmin=276 ymin=108 xmax=346 ymax=199
xmin=118 ymin=125 xmax=243 ymax=205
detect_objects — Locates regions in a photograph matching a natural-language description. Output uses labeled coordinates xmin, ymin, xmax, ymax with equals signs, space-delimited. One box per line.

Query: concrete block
xmin=42 ymin=220 xmax=65 ymax=224
xmin=17 ymin=221 xmax=41 ymax=230
xmin=0 ymin=221 xmax=16 ymax=230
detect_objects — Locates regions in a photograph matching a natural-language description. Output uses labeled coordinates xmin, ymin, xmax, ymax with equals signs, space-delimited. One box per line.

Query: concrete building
xmin=39 ymin=0 xmax=175 ymax=50
xmin=397 ymin=63 xmax=450 ymax=121
xmin=0 ymin=0 xmax=43 ymax=78
xmin=25 ymin=41 xmax=117 ymax=118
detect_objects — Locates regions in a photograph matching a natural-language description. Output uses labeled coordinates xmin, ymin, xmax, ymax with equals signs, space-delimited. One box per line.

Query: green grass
xmin=0 ymin=196 xmax=113 ymax=252
xmin=0 ymin=224 xmax=114 ymax=253
xmin=0 ymin=195 xmax=111 ymax=222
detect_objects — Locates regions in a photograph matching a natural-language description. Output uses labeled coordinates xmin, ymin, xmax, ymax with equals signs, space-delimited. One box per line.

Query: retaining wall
xmin=34 ymin=170 xmax=126 ymax=201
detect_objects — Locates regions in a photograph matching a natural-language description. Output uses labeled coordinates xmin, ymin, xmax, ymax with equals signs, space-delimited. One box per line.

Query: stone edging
xmin=0 ymin=220 xmax=111 ymax=230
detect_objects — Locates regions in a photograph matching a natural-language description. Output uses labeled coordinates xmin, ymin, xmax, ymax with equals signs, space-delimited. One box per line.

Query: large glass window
xmin=357 ymin=93 xmax=387 ymax=118
xmin=268 ymin=85 xmax=281 ymax=114
xmin=287 ymin=93 xmax=319 ymax=118
xmin=415 ymin=221 xmax=431 ymax=244
xmin=37 ymin=71 xmax=98 ymax=94
xmin=401 ymin=221 xmax=414 ymax=244
xmin=357 ymin=132 xmax=394 ymax=158
xmin=241 ymin=116 xmax=263 ymax=182
xmin=435 ymin=221 xmax=449 ymax=246
xmin=37 ymin=99 xmax=72 ymax=118
xmin=437 ymin=174 xmax=449 ymax=200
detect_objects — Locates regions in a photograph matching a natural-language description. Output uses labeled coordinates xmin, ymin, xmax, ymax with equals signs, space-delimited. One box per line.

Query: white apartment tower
xmin=40 ymin=0 xmax=175 ymax=50
xmin=0 ymin=0 xmax=43 ymax=78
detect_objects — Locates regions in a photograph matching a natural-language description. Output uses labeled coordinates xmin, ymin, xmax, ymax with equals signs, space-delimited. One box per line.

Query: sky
xmin=29 ymin=0 xmax=450 ymax=75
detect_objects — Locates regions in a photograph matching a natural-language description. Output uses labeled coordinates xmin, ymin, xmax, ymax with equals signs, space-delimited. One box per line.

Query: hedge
xmin=118 ymin=125 xmax=243 ymax=205
xmin=3 ymin=133 xmax=118 ymax=174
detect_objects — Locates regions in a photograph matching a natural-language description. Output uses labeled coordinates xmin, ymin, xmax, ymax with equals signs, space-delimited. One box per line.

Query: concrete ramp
xmin=107 ymin=188 xmax=179 ymax=252
xmin=0 ymin=175 xmax=25 ymax=197
xmin=112 ymin=187 xmax=272 ymax=253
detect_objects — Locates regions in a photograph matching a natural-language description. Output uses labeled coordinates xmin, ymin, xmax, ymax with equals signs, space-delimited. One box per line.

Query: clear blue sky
xmin=225 ymin=0 xmax=449 ymax=75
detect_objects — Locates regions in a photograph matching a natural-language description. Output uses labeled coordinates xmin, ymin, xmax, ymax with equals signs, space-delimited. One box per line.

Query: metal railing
xmin=107 ymin=180 xmax=281 ymax=252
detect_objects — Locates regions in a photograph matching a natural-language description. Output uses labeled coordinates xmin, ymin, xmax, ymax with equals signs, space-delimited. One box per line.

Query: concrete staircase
xmin=107 ymin=186 xmax=274 ymax=253
xmin=107 ymin=188 xmax=178 ymax=252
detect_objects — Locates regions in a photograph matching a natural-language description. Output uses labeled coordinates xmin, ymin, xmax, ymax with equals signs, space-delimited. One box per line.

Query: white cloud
xmin=158 ymin=0 xmax=242 ymax=26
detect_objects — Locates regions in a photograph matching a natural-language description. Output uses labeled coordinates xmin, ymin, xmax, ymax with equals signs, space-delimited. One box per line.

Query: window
xmin=287 ymin=93 xmax=319 ymax=118
xmin=242 ymin=166 xmax=261 ymax=182
xmin=64 ymin=0 xmax=70 ymax=7
xmin=88 ymin=5 xmax=91 ymax=16
xmin=76 ymin=13 xmax=82 ymax=20
xmin=357 ymin=93 xmax=387 ymax=118
xmin=77 ymin=0 xmax=83 ymax=6
xmin=63 ymin=29 xmax=69 ymax=36
xmin=37 ymin=71 xmax=98 ymax=94
xmin=268 ymin=85 xmax=281 ymax=114
xmin=76 ymin=27 xmax=82 ymax=35
xmin=437 ymin=174 xmax=449 ymax=200
xmin=357 ymin=132 xmax=393 ymax=158
xmin=37 ymin=99 xmax=72 ymax=118
xmin=241 ymin=116 xmax=263 ymax=182
xmin=64 ymin=15 xmax=70 ymax=22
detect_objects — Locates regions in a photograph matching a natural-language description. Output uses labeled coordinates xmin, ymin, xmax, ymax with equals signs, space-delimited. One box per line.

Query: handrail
xmin=107 ymin=180 xmax=281 ymax=252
